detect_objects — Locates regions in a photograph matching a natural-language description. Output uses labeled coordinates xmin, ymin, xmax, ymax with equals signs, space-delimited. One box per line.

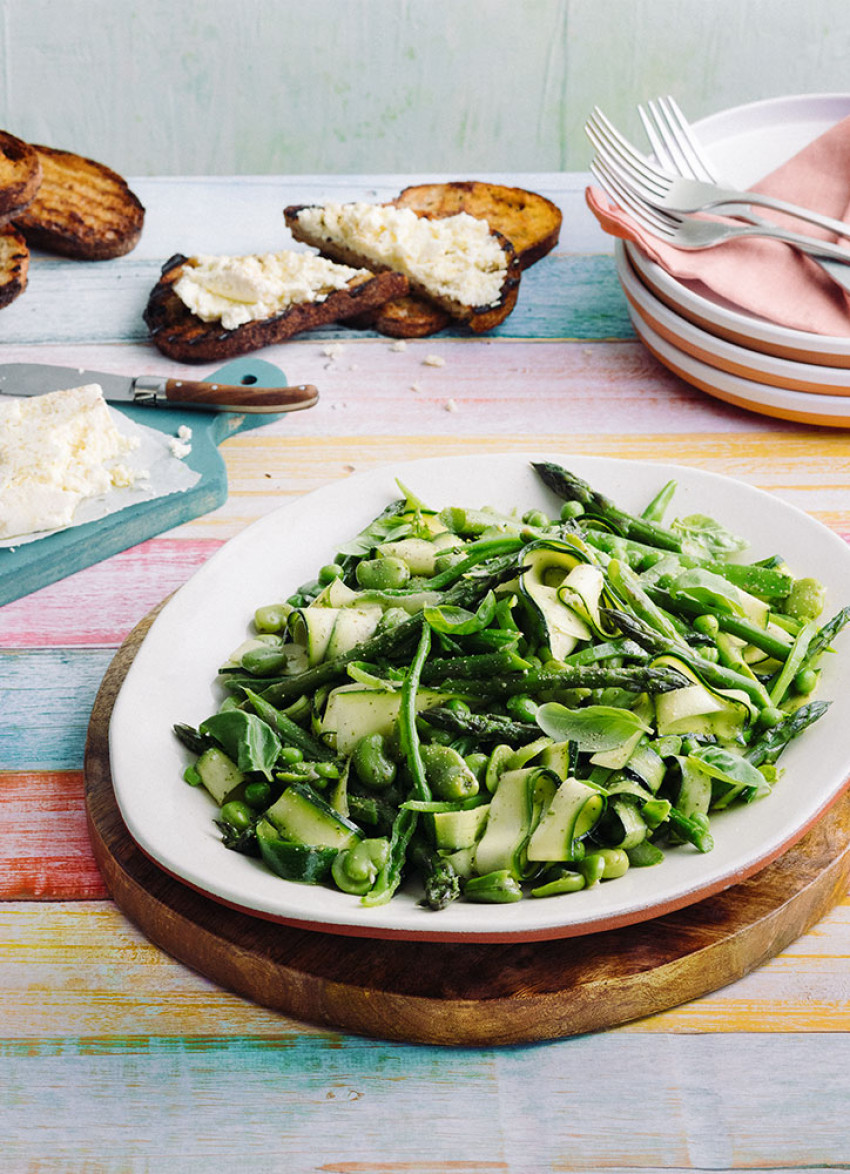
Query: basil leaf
xmin=673 ymin=513 xmax=749 ymax=556
xmin=687 ymin=745 xmax=769 ymax=795
xmin=669 ymin=568 xmax=745 ymax=615
xmin=200 ymin=710 xmax=281 ymax=779
xmin=535 ymin=703 xmax=652 ymax=752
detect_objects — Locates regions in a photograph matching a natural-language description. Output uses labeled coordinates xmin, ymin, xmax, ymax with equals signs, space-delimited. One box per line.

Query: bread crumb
xmin=410 ymin=383 xmax=422 ymax=393
xmin=423 ymin=354 xmax=445 ymax=367
xmin=389 ymin=340 xmax=407 ymax=352
xmin=445 ymin=398 xmax=458 ymax=412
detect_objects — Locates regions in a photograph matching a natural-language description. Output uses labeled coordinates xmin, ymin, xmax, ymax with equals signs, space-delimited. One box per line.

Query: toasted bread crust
xmin=345 ymin=293 xmax=453 ymax=339
xmin=14 ymin=145 xmax=144 ymax=259
xmin=284 ymin=203 xmax=521 ymax=334
xmin=0 ymin=132 xmax=42 ymax=223
xmin=0 ymin=223 xmax=29 ymax=309
xmin=394 ymin=181 xmax=562 ymax=269
xmin=144 ymin=253 xmax=410 ymax=362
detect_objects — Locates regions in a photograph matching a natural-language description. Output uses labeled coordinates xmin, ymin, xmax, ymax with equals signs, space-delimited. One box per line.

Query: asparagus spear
xmin=532 ymin=461 xmax=683 ymax=552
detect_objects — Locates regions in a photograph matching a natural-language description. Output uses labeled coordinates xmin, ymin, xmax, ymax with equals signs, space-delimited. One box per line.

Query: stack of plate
xmin=616 ymin=94 xmax=850 ymax=427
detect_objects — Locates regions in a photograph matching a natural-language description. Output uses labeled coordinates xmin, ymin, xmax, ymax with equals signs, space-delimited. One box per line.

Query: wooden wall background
xmin=1 ymin=0 xmax=849 ymax=177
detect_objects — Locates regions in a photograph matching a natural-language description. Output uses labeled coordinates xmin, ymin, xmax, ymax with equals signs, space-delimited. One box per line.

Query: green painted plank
xmin=1 ymin=1033 xmax=849 ymax=1167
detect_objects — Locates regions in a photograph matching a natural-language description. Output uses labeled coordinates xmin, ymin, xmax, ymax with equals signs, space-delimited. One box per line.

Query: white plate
xmin=109 ymin=454 xmax=850 ymax=941
xmin=629 ymin=306 xmax=850 ymax=427
xmin=626 ymin=93 xmax=850 ymax=367
xmin=617 ymin=241 xmax=850 ymax=397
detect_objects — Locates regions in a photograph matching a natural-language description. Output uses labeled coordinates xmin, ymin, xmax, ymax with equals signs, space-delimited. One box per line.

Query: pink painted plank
xmin=0 ymin=770 xmax=106 ymax=896
xmin=0 ymin=772 xmax=106 ymax=899
xmin=0 ymin=538 xmax=222 ymax=648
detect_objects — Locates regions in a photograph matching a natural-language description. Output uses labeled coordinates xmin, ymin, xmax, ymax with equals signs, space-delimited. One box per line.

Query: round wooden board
xmin=85 ymin=605 xmax=850 ymax=1047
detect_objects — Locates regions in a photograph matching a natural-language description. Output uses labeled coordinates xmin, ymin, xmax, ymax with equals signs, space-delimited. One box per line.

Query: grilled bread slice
xmin=14 ymin=145 xmax=144 ymax=259
xmin=395 ymin=181 xmax=562 ymax=269
xmin=0 ymin=223 xmax=29 ymax=309
xmin=285 ymin=201 xmax=521 ymax=334
xmin=354 ymin=181 xmax=562 ymax=338
xmin=0 ymin=132 xmax=42 ymax=223
xmin=144 ymin=251 xmax=410 ymax=363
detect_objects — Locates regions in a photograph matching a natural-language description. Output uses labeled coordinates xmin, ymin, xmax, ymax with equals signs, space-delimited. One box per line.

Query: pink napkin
xmin=587 ymin=114 xmax=850 ymax=335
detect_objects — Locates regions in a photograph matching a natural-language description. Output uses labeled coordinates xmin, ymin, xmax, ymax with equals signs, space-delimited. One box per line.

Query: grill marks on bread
xmin=14 ymin=146 xmax=145 ymax=260
xmin=144 ymin=253 xmax=410 ymax=363
xmin=0 ymin=224 xmax=29 ymax=308
xmin=0 ymin=132 xmax=42 ymax=223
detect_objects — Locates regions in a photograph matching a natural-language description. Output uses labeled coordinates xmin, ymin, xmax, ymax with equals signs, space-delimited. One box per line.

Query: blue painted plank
xmin=1 ymin=1033 xmax=849 ymax=1168
xmin=6 ymin=254 xmax=634 ymax=344
xmin=0 ymin=648 xmax=113 ymax=770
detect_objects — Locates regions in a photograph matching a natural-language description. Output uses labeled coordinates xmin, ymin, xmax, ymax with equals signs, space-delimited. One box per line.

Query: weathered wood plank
xmin=3 ymin=900 xmax=850 ymax=1036
xmin=0 ymin=772 xmax=107 ymax=899
xmin=1 ymin=1023 xmax=850 ymax=1168
xmin=0 ymin=539 xmax=221 ymax=649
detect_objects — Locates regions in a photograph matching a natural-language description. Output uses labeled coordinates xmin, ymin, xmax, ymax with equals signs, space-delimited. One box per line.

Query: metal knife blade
xmin=0 ymin=363 xmax=318 ymax=414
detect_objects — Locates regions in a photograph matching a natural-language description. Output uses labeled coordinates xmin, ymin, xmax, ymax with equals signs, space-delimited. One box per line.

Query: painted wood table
xmin=3 ymin=172 xmax=850 ymax=1170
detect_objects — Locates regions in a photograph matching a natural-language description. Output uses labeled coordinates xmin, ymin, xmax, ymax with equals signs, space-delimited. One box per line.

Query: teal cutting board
xmin=0 ymin=358 xmax=290 ymax=607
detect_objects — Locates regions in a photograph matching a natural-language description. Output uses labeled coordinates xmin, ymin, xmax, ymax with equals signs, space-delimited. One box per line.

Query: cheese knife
xmin=0 ymin=362 xmax=319 ymax=413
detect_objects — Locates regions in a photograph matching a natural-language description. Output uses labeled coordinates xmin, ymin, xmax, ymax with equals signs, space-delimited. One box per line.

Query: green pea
xmin=278 ymin=746 xmax=304 ymax=766
xmin=522 ymin=509 xmax=549 ymax=528
xmin=757 ymin=705 xmax=784 ymax=730
xmin=254 ymin=604 xmax=290 ymax=633
xmin=219 ymin=801 xmax=253 ymax=831
xmin=355 ymin=557 xmax=411 ymax=590
xmin=420 ymin=743 xmax=479 ymax=801
xmin=318 ymin=563 xmax=344 ymax=585
xmin=794 ymin=668 xmax=818 ymax=696
xmin=244 ymin=781 xmax=272 ymax=809
xmin=560 ymin=500 xmax=584 ymax=520
xmin=183 ymin=764 xmax=202 ymax=787
xmin=693 ymin=613 xmax=719 ymax=638
xmin=505 ymin=693 xmax=538 ymax=722
xmin=443 ymin=698 xmax=471 ymax=714
xmin=351 ymin=733 xmax=397 ymax=790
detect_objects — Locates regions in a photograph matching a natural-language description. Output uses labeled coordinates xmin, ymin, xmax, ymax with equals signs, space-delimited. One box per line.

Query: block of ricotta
xmin=0 ymin=384 xmax=139 ymax=539
xmin=285 ymin=201 xmax=522 ymax=332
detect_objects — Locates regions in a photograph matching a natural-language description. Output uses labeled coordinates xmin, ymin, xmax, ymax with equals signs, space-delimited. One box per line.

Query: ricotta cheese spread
xmin=173 ymin=250 xmax=371 ymax=330
xmin=0 ymin=384 xmax=140 ymax=540
xmin=294 ymin=202 xmax=508 ymax=308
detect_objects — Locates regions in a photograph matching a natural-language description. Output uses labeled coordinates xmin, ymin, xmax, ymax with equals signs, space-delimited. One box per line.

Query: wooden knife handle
xmin=160 ymin=378 xmax=319 ymax=413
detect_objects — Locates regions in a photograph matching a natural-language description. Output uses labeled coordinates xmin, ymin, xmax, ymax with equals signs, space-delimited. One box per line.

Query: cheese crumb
xmin=322 ymin=342 xmax=345 ymax=360
xmin=0 ymin=384 xmax=139 ymax=539
xmin=445 ymin=398 xmax=459 ymax=412
xmin=168 ymin=438 xmax=192 ymax=459
xmin=389 ymin=340 xmax=407 ymax=352
xmin=423 ymin=354 xmax=445 ymax=367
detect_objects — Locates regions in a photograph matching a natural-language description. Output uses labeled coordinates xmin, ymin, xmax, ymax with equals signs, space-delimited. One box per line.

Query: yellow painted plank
xmin=4 ymin=900 xmax=850 ymax=1039
xmin=168 ymin=431 xmax=850 ymax=541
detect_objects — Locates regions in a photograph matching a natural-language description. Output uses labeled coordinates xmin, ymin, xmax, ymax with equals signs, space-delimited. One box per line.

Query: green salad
xmin=174 ymin=461 xmax=848 ymax=910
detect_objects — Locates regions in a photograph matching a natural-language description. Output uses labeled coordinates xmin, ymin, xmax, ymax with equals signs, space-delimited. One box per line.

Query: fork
xmin=590 ymin=152 xmax=850 ymax=265
xmin=635 ymin=95 xmax=850 ymax=288
xmin=586 ymin=106 xmax=850 ymax=243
